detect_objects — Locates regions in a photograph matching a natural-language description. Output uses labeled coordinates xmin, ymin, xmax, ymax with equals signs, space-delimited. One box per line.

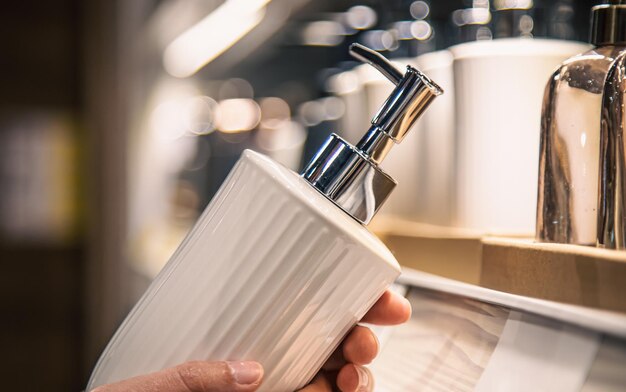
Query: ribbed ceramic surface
xmin=87 ymin=151 xmax=400 ymax=391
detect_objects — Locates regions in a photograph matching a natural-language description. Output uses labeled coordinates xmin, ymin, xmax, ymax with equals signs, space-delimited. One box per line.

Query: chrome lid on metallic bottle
xmin=301 ymin=43 xmax=443 ymax=225
xmin=591 ymin=0 xmax=626 ymax=46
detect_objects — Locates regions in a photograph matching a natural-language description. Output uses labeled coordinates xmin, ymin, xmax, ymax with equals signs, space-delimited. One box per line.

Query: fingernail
xmin=227 ymin=361 xmax=263 ymax=385
xmin=355 ymin=365 xmax=369 ymax=392
xmin=401 ymin=296 xmax=412 ymax=318
xmin=372 ymin=330 xmax=380 ymax=356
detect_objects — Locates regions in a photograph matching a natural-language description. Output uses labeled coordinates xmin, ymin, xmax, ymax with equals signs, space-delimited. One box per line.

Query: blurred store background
xmin=0 ymin=0 xmax=600 ymax=390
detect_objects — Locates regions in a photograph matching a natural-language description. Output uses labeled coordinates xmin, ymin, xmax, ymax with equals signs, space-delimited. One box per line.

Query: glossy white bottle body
xmin=87 ymin=150 xmax=401 ymax=391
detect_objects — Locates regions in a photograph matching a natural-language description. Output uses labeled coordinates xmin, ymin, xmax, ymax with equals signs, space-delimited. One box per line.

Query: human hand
xmin=93 ymin=289 xmax=410 ymax=392
xmin=299 ymin=289 xmax=411 ymax=392
xmin=91 ymin=361 xmax=263 ymax=392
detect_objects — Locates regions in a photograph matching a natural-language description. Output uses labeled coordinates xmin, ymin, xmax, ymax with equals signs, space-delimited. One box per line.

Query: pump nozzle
xmin=591 ymin=0 xmax=626 ymax=45
xmin=348 ymin=43 xmax=403 ymax=85
xmin=349 ymin=43 xmax=443 ymax=163
xmin=301 ymin=44 xmax=443 ymax=224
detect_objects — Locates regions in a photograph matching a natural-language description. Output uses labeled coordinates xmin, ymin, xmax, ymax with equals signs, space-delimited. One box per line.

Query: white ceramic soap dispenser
xmin=86 ymin=44 xmax=442 ymax=392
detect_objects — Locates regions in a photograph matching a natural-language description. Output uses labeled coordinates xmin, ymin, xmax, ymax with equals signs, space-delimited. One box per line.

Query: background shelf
xmin=372 ymin=217 xmax=626 ymax=313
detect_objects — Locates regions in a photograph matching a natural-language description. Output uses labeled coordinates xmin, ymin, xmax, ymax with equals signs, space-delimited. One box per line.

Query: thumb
xmin=92 ymin=361 xmax=264 ymax=392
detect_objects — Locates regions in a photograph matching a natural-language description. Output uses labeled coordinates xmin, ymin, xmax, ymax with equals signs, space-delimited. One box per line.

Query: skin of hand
xmin=92 ymin=290 xmax=411 ymax=392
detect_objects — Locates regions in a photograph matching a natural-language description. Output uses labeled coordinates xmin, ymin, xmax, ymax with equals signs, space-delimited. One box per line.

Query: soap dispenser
xmin=86 ymin=44 xmax=442 ymax=392
xmin=598 ymin=54 xmax=626 ymax=248
xmin=536 ymin=1 xmax=626 ymax=245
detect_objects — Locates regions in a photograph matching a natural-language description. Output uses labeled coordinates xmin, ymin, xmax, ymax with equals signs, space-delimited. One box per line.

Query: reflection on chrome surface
xmin=536 ymin=46 xmax=626 ymax=245
xmin=301 ymin=44 xmax=441 ymax=225
xmin=598 ymin=52 xmax=626 ymax=249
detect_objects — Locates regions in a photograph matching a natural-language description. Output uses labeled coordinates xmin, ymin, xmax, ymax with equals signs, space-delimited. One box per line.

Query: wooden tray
xmin=481 ymin=237 xmax=626 ymax=313
xmin=371 ymin=217 xmax=483 ymax=284
xmin=371 ymin=216 xmax=626 ymax=313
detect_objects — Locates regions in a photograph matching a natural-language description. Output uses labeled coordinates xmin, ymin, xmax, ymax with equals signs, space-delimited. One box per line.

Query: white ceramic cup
xmin=450 ymin=38 xmax=591 ymax=234
xmin=327 ymin=69 xmax=369 ymax=146
xmin=414 ymin=50 xmax=456 ymax=226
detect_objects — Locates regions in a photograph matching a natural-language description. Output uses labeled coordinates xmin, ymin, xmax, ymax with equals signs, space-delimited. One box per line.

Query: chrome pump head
xmin=301 ymin=43 xmax=443 ymax=225
xmin=591 ymin=0 xmax=626 ymax=46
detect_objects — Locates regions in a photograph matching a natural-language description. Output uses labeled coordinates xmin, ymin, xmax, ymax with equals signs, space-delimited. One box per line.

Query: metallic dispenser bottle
xmin=86 ymin=44 xmax=442 ymax=392
xmin=598 ymin=3 xmax=626 ymax=248
xmin=536 ymin=1 xmax=626 ymax=245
